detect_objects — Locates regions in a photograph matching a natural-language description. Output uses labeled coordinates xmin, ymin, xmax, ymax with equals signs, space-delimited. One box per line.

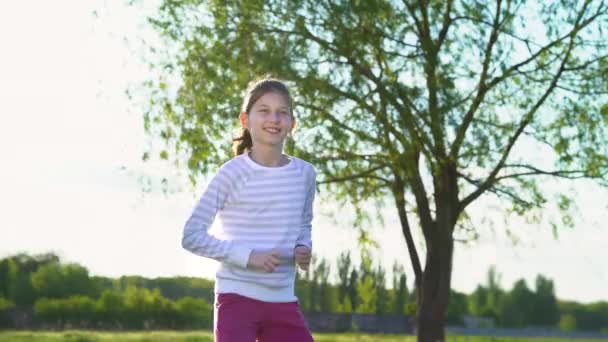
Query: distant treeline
xmin=0 ymin=252 xmax=606 ymax=332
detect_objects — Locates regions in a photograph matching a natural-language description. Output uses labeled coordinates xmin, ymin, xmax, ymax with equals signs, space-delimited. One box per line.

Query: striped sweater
xmin=181 ymin=153 xmax=316 ymax=302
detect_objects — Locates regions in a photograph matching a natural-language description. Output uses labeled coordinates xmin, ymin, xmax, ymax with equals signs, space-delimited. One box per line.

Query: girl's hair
xmin=232 ymin=77 xmax=294 ymax=156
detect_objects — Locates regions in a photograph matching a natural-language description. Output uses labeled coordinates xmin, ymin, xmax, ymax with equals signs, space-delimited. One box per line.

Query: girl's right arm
xmin=181 ymin=169 xmax=252 ymax=269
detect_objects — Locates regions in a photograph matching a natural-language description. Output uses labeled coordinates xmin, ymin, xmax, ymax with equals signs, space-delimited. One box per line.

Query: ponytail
xmin=232 ymin=127 xmax=253 ymax=155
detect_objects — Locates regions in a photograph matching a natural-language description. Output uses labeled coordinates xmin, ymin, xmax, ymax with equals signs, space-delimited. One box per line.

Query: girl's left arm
xmin=296 ymin=166 xmax=316 ymax=250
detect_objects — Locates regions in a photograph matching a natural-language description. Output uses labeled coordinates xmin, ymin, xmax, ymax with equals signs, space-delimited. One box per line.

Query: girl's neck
xmin=249 ymin=147 xmax=289 ymax=167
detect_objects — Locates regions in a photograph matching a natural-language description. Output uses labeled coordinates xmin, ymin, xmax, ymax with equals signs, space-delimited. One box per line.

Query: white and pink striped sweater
xmin=182 ymin=153 xmax=316 ymax=302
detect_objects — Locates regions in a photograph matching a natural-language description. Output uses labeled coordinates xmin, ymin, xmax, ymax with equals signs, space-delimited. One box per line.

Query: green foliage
xmin=3 ymin=252 xmax=608 ymax=332
xmin=559 ymin=313 xmax=576 ymax=332
xmin=0 ymin=261 xmax=10 ymax=299
xmin=0 ymin=297 xmax=13 ymax=310
xmin=336 ymin=252 xmax=352 ymax=307
xmin=31 ymin=263 xmax=97 ymax=299
xmin=356 ymin=273 xmax=376 ymax=314
xmin=1 ymin=253 xmax=60 ymax=306
xmin=0 ymin=297 xmax=14 ymax=328
xmin=338 ymin=294 xmax=353 ymax=314
xmin=447 ymin=290 xmax=467 ymax=325
xmin=531 ymin=275 xmax=559 ymax=326
xmin=35 ymin=296 xmax=96 ymax=327
xmin=140 ymin=0 xmax=608 ymax=228
xmin=123 ymin=286 xmax=176 ymax=329
xmin=348 ymin=269 xmax=359 ymax=312
xmin=499 ymin=279 xmax=537 ymax=328
xmin=175 ymin=296 xmax=212 ymax=329
xmin=558 ymin=300 xmax=608 ymax=332
xmin=375 ymin=266 xmax=390 ymax=315
xmin=96 ymin=290 xmax=126 ymax=326
xmin=392 ymin=262 xmax=409 ymax=315
xmin=32 ymin=287 xmax=213 ymax=330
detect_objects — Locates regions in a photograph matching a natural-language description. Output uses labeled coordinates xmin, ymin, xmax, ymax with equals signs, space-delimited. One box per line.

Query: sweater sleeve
xmin=296 ymin=166 xmax=316 ymax=250
xmin=181 ymin=168 xmax=252 ymax=268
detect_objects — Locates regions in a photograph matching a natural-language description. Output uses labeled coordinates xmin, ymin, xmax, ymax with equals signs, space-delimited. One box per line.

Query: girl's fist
xmin=247 ymin=249 xmax=280 ymax=272
xmin=294 ymin=246 xmax=311 ymax=271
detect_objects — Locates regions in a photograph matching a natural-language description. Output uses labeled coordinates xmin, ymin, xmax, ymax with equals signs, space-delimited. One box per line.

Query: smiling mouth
xmin=264 ymin=128 xmax=281 ymax=134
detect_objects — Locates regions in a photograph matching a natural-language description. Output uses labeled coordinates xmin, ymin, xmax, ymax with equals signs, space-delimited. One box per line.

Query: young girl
xmin=182 ymin=77 xmax=316 ymax=342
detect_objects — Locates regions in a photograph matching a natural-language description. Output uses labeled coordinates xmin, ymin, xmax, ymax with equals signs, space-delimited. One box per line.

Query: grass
xmin=0 ymin=331 xmax=606 ymax=342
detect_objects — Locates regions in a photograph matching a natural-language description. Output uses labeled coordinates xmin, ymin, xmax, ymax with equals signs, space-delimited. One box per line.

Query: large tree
xmin=138 ymin=0 xmax=608 ymax=340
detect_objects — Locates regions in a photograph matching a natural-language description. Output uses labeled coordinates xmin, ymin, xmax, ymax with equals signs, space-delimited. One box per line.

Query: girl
xmin=182 ymin=77 xmax=316 ymax=342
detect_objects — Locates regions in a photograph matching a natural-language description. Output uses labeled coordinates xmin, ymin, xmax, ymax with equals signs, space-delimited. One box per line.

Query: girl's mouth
xmin=264 ymin=127 xmax=281 ymax=134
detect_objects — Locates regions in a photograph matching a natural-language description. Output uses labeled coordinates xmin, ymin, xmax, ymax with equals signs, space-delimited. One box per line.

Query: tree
xmin=0 ymin=297 xmax=15 ymax=328
xmin=446 ymin=290 xmax=467 ymax=325
xmin=141 ymin=1 xmax=608 ymax=339
xmin=499 ymin=279 xmax=535 ymax=327
xmin=34 ymin=296 xmax=96 ymax=329
xmin=356 ymin=273 xmax=377 ymax=314
xmin=0 ymin=260 xmax=10 ymax=299
xmin=309 ymin=255 xmax=321 ymax=313
xmin=175 ymin=296 xmax=212 ymax=329
xmin=348 ymin=268 xmax=359 ymax=313
xmin=392 ymin=262 xmax=409 ymax=315
xmin=1 ymin=253 xmax=59 ymax=306
xmin=7 ymin=259 xmax=36 ymax=306
xmin=531 ymin=274 xmax=559 ymax=326
xmin=374 ymin=265 xmax=391 ymax=315
xmin=337 ymin=251 xmax=352 ymax=306
xmin=559 ymin=313 xmax=576 ymax=332
xmin=96 ymin=290 xmax=126 ymax=328
xmin=316 ymin=258 xmax=334 ymax=313
xmin=31 ymin=263 xmax=97 ymax=299
xmin=484 ymin=266 xmax=503 ymax=320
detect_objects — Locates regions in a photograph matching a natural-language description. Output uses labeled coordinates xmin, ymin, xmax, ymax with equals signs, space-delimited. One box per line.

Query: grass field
xmin=0 ymin=331 xmax=606 ymax=342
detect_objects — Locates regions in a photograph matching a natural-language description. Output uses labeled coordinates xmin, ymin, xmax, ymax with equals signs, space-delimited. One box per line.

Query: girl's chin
xmin=253 ymin=133 xmax=287 ymax=143
xmin=254 ymin=138 xmax=286 ymax=147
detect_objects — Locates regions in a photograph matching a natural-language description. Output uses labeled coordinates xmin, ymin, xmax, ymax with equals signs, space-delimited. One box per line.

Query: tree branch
xmin=392 ymin=169 xmax=423 ymax=285
xmin=318 ymin=164 xmax=391 ymax=185
xmin=459 ymin=3 xmax=588 ymax=211
xmin=297 ymin=102 xmax=383 ymax=145
xmin=436 ymin=0 xmax=454 ymax=49
xmin=458 ymin=171 xmax=535 ymax=208
xmin=450 ymin=0 xmax=504 ymax=160
xmin=496 ymin=164 xmax=591 ymax=181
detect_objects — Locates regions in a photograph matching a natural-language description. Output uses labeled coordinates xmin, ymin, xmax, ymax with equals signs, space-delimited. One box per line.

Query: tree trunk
xmin=416 ymin=230 xmax=454 ymax=342
xmin=393 ymin=157 xmax=458 ymax=341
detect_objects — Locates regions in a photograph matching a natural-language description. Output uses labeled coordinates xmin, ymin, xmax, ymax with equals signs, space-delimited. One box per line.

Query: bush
xmin=176 ymin=296 xmax=213 ymax=329
xmin=0 ymin=297 xmax=15 ymax=328
xmin=34 ymin=296 xmax=96 ymax=328
xmin=559 ymin=314 xmax=576 ymax=332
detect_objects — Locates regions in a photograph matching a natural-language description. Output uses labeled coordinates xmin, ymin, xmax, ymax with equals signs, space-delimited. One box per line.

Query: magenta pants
xmin=214 ymin=293 xmax=314 ymax=342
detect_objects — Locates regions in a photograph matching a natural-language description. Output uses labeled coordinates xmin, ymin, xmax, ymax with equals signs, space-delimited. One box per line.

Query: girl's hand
xmin=247 ymin=249 xmax=280 ymax=272
xmin=294 ymin=246 xmax=311 ymax=271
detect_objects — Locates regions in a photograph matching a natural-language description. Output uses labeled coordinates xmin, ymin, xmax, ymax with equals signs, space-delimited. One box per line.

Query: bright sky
xmin=0 ymin=1 xmax=606 ymax=304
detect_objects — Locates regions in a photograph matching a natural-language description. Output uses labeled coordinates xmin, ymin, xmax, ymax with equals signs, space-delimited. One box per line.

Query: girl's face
xmin=240 ymin=91 xmax=295 ymax=149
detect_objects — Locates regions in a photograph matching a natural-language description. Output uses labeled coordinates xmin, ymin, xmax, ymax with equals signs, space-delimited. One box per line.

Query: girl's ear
xmin=239 ymin=111 xmax=249 ymax=128
xmin=290 ymin=116 xmax=296 ymax=131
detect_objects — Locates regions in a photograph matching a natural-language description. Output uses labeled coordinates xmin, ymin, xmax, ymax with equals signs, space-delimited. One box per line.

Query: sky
xmin=0 ymin=1 xmax=606 ymax=304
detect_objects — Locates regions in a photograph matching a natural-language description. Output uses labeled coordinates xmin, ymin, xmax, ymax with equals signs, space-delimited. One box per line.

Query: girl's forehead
xmin=254 ymin=92 xmax=290 ymax=108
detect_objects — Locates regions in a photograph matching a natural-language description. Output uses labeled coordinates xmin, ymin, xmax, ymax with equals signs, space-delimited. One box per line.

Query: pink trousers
xmin=214 ymin=293 xmax=314 ymax=342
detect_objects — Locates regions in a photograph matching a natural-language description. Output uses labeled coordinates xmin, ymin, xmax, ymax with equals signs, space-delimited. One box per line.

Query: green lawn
xmin=0 ymin=331 xmax=606 ymax=342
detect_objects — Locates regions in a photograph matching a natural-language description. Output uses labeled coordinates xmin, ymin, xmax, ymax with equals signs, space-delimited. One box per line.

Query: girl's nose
xmin=269 ymin=111 xmax=281 ymax=122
